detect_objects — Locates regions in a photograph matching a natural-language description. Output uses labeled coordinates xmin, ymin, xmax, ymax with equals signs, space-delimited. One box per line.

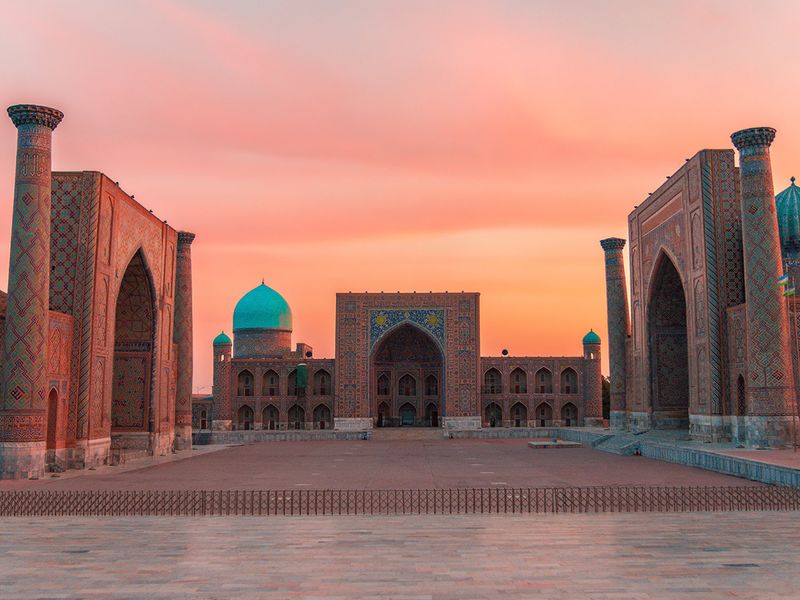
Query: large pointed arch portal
xmin=648 ymin=252 xmax=690 ymax=429
xmin=111 ymin=250 xmax=157 ymax=442
xmin=371 ymin=323 xmax=443 ymax=427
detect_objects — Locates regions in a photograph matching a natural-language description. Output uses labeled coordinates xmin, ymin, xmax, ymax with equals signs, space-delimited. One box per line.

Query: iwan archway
xmin=371 ymin=323 xmax=443 ymax=427
xmin=647 ymin=252 xmax=689 ymax=429
xmin=111 ymin=250 xmax=157 ymax=451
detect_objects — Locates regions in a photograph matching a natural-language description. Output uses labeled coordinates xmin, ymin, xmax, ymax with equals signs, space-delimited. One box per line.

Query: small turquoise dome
xmin=213 ymin=331 xmax=232 ymax=346
xmin=583 ymin=329 xmax=601 ymax=345
xmin=233 ymin=282 xmax=292 ymax=332
xmin=777 ymin=177 xmax=800 ymax=258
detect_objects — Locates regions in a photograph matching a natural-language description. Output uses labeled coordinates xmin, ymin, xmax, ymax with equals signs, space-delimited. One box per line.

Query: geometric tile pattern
xmin=731 ymin=128 xmax=794 ymax=416
xmin=369 ymin=309 xmax=445 ymax=351
xmin=111 ymin=354 xmax=150 ymax=430
xmin=1 ymin=112 xmax=60 ymax=425
xmin=335 ymin=293 xmax=479 ymax=419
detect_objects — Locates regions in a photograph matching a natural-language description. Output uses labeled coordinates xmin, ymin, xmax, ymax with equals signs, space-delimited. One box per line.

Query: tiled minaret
xmin=600 ymin=238 xmax=630 ymax=430
xmin=173 ymin=231 xmax=195 ymax=449
xmin=582 ymin=331 xmax=603 ymax=427
xmin=731 ymin=127 xmax=795 ymax=447
xmin=0 ymin=104 xmax=63 ymax=479
xmin=212 ymin=333 xmax=232 ymax=431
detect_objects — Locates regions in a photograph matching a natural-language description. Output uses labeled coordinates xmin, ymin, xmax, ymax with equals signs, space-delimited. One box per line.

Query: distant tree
xmin=602 ymin=375 xmax=610 ymax=420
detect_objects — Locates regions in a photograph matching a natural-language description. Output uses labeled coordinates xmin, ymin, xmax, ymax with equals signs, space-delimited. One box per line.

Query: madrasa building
xmin=601 ymin=126 xmax=800 ymax=448
xmin=196 ymin=287 xmax=603 ymax=434
xmin=0 ymin=104 xmax=195 ymax=479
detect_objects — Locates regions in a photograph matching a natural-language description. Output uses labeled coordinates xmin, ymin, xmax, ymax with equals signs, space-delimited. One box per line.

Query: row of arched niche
xmin=235 ymin=369 xmax=331 ymax=397
xmin=483 ymin=367 xmax=579 ymax=395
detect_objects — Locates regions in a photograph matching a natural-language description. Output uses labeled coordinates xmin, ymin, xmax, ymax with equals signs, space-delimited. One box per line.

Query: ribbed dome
xmin=777 ymin=177 xmax=800 ymax=258
xmin=213 ymin=331 xmax=232 ymax=346
xmin=232 ymin=283 xmax=292 ymax=332
xmin=583 ymin=329 xmax=601 ymax=345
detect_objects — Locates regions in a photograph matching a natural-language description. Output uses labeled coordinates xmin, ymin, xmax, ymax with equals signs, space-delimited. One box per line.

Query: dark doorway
xmin=648 ymin=254 xmax=689 ymax=428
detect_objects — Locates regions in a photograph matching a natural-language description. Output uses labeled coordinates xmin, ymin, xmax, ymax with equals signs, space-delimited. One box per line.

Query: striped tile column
xmin=0 ymin=104 xmax=63 ymax=479
xmin=731 ymin=127 xmax=795 ymax=447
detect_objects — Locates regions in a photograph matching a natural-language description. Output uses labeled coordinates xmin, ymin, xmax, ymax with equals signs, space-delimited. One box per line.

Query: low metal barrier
xmin=0 ymin=486 xmax=798 ymax=517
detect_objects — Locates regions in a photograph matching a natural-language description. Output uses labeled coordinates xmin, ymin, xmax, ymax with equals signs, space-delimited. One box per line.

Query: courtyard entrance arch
xmin=111 ymin=250 xmax=157 ymax=449
xmin=648 ymin=253 xmax=690 ymax=429
xmin=371 ymin=323 xmax=443 ymax=427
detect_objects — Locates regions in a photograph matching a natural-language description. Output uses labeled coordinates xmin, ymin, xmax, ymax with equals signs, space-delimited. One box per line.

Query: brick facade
xmin=204 ymin=291 xmax=602 ymax=433
xmin=0 ymin=104 xmax=190 ymax=478
xmin=603 ymin=128 xmax=798 ymax=447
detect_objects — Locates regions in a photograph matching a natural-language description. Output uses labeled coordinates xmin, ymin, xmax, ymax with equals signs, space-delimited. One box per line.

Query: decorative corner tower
xmin=731 ymin=127 xmax=795 ymax=447
xmin=173 ymin=231 xmax=195 ymax=449
xmin=0 ymin=104 xmax=63 ymax=479
xmin=212 ymin=332 xmax=232 ymax=431
xmin=599 ymin=237 xmax=630 ymax=431
xmin=582 ymin=330 xmax=603 ymax=427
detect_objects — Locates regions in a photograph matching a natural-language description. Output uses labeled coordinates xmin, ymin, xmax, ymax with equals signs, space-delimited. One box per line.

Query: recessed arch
xmin=398 ymin=373 xmax=417 ymax=396
xmin=484 ymin=368 xmax=502 ymax=394
xmin=535 ymin=368 xmax=553 ymax=394
xmin=424 ymin=374 xmax=438 ymax=397
xmin=313 ymin=403 xmax=331 ymax=429
xmin=313 ymin=369 xmax=331 ymax=395
xmin=561 ymin=402 xmax=577 ymax=427
xmin=288 ymin=404 xmax=305 ymax=429
xmin=535 ymin=402 xmax=553 ymax=427
xmin=510 ymin=368 xmax=527 ymax=394
xmin=111 ymin=249 xmax=156 ymax=434
xmin=560 ymin=368 xmax=578 ymax=394
xmin=237 ymin=369 xmax=254 ymax=397
xmin=511 ymin=401 xmax=527 ymax=427
xmin=262 ymin=370 xmax=279 ymax=396
xmin=485 ymin=402 xmax=502 ymax=427
xmin=647 ymin=250 xmax=689 ymax=428
xmin=262 ymin=403 xmax=279 ymax=430
xmin=237 ymin=404 xmax=254 ymax=430
xmin=371 ymin=322 xmax=443 ymax=426
xmin=399 ymin=402 xmax=416 ymax=426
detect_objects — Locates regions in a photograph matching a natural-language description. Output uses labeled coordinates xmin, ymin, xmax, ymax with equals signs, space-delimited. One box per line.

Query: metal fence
xmin=1 ymin=486 xmax=799 ymax=517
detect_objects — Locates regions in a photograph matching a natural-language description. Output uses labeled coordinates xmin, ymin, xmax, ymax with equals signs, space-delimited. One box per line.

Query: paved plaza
xmin=2 ymin=435 xmax=763 ymax=491
xmin=1 ymin=511 xmax=798 ymax=598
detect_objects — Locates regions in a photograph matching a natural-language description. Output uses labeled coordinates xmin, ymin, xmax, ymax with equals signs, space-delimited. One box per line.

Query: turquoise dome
xmin=583 ymin=329 xmax=601 ymax=345
xmin=776 ymin=177 xmax=800 ymax=258
xmin=213 ymin=331 xmax=232 ymax=346
xmin=233 ymin=283 xmax=292 ymax=332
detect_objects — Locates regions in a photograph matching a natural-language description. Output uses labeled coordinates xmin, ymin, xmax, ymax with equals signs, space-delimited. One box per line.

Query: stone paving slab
xmin=0 ymin=438 xmax=763 ymax=491
xmin=0 ymin=512 xmax=798 ymax=598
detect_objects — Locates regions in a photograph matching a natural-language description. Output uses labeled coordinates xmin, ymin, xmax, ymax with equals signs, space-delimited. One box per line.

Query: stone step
xmin=593 ymin=434 xmax=641 ymax=456
xmin=371 ymin=428 xmax=444 ymax=441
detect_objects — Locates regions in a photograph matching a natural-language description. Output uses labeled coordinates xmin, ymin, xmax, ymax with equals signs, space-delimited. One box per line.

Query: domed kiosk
xmin=232 ymin=282 xmax=293 ymax=358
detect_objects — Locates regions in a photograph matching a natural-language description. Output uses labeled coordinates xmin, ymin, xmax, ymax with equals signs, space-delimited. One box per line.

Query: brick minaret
xmin=212 ymin=333 xmax=232 ymax=430
xmin=582 ymin=332 xmax=603 ymax=427
xmin=0 ymin=104 xmax=63 ymax=479
xmin=173 ymin=231 xmax=195 ymax=449
xmin=600 ymin=238 xmax=630 ymax=430
xmin=731 ymin=127 xmax=795 ymax=446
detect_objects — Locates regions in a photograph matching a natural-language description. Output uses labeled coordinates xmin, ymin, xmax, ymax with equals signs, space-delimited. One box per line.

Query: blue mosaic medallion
xmin=369 ymin=309 xmax=445 ymax=350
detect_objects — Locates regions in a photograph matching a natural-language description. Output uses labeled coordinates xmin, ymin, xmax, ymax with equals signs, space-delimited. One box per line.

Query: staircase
xmin=592 ymin=433 xmax=641 ymax=456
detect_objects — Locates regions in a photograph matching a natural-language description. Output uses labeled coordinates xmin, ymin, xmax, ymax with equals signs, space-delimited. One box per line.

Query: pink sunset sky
xmin=1 ymin=0 xmax=799 ymax=392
